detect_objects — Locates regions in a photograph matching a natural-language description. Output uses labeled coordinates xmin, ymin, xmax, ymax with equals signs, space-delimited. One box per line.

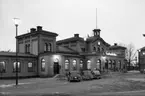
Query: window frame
xmin=0 ymin=61 xmax=6 ymax=73
xmin=72 ymin=59 xmax=77 ymax=70
xmin=80 ymin=60 xmax=83 ymax=70
xmin=13 ymin=61 xmax=21 ymax=73
xmin=41 ymin=58 xmax=45 ymax=72
xmin=65 ymin=59 xmax=69 ymax=70
xmin=48 ymin=43 xmax=52 ymax=52
xmin=87 ymin=60 xmax=91 ymax=70
xmin=28 ymin=62 xmax=34 ymax=72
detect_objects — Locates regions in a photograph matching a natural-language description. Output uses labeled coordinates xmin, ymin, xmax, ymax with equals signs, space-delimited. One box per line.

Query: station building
xmin=0 ymin=26 xmax=127 ymax=78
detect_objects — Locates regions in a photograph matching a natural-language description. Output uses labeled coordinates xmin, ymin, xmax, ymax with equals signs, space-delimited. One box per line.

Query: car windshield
xmin=83 ymin=71 xmax=91 ymax=75
xmin=93 ymin=70 xmax=100 ymax=74
xmin=70 ymin=71 xmax=79 ymax=76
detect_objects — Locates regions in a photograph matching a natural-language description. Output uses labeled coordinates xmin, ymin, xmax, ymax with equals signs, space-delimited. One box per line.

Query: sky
xmin=0 ymin=0 xmax=145 ymax=51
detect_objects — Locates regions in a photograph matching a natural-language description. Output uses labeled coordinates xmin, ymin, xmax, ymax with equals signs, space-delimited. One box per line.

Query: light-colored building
xmin=0 ymin=26 xmax=127 ymax=78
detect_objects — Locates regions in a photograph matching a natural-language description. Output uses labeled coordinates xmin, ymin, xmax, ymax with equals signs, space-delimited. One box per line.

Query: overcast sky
xmin=0 ymin=0 xmax=145 ymax=51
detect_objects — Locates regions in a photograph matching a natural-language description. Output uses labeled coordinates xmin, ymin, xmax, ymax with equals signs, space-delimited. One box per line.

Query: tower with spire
xmin=93 ymin=8 xmax=101 ymax=37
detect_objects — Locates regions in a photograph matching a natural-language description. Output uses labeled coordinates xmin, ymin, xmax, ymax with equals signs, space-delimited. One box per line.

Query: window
xmin=109 ymin=60 xmax=112 ymax=69
xmin=80 ymin=60 xmax=83 ymax=69
xmin=97 ymin=47 xmax=100 ymax=52
xmin=13 ymin=62 xmax=21 ymax=72
xmin=87 ymin=60 xmax=91 ymax=70
xmin=0 ymin=61 xmax=6 ymax=73
xmin=44 ymin=43 xmax=48 ymax=52
xmin=93 ymin=47 xmax=96 ymax=51
xmin=81 ymin=48 xmax=85 ymax=52
xmin=118 ymin=60 xmax=121 ymax=69
xmin=65 ymin=59 xmax=69 ymax=70
xmin=28 ymin=44 xmax=30 ymax=53
xmin=48 ymin=43 xmax=52 ymax=51
xmin=105 ymin=60 xmax=108 ymax=69
xmin=25 ymin=44 xmax=30 ymax=53
xmin=72 ymin=59 xmax=77 ymax=70
xmin=44 ymin=43 xmax=52 ymax=52
xmin=112 ymin=60 xmax=116 ymax=70
xmin=28 ymin=62 xmax=34 ymax=72
xmin=102 ymin=48 xmax=104 ymax=52
xmin=41 ymin=59 xmax=45 ymax=72
xmin=96 ymin=59 xmax=101 ymax=70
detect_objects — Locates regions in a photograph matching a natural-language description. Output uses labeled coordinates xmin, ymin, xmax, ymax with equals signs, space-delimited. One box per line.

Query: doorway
xmin=53 ymin=62 xmax=60 ymax=75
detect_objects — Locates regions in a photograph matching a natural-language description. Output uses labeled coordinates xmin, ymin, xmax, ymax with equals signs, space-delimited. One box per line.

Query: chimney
xmin=37 ymin=26 xmax=42 ymax=31
xmin=30 ymin=28 xmax=36 ymax=32
xmin=114 ymin=43 xmax=117 ymax=46
xmin=74 ymin=34 xmax=79 ymax=37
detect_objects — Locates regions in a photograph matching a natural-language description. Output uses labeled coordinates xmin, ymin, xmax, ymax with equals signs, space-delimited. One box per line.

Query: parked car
xmin=67 ymin=71 xmax=82 ymax=82
xmin=91 ymin=70 xmax=101 ymax=79
xmin=82 ymin=70 xmax=94 ymax=80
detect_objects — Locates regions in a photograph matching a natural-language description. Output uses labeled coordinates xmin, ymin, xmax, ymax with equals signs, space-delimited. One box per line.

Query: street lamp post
xmin=13 ymin=18 xmax=20 ymax=86
xmin=137 ymin=49 xmax=141 ymax=71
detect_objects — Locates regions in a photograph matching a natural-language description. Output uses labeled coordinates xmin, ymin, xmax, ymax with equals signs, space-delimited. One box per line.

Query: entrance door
xmin=53 ymin=62 xmax=60 ymax=75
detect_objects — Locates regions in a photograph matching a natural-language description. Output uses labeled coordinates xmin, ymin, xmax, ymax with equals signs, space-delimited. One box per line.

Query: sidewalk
xmin=0 ymin=77 xmax=55 ymax=88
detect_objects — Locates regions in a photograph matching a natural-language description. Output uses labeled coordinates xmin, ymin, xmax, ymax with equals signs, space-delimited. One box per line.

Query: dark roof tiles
xmin=0 ymin=52 xmax=37 ymax=57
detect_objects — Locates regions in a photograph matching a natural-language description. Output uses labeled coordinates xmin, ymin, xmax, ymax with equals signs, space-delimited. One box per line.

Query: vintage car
xmin=67 ymin=71 xmax=82 ymax=82
xmin=82 ymin=70 xmax=94 ymax=80
xmin=91 ymin=70 xmax=101 ymax=79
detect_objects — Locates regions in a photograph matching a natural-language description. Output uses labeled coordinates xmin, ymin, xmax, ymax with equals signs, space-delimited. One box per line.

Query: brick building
xmin=0 ymin=26 xmax=127 ymax=78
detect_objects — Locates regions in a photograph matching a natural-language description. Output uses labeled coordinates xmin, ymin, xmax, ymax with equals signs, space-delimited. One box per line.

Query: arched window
xmin=28 ymin=44 xmax=30 ymax=53
xmin=25 ymin=44 xmax=30 ymax=53
xmin=118 ymin=60 xmax=121 ymax=69
xmin=87 ymin=60 xmax=91 ymax=70
xmin=105 ymin=60 xmax=108 ymax=69
xmin=112 ymin=60 xmax=116 ymax=71
xmin=93 ymin=47 xmax=96 ymax=51
xmin=109 ymin=60 xmax=112 ymax=69
xmin=96 ymin=59 xmax=101 ymax=70
xmin=102 ymin=48 xmax=104 ymax=52
xmin=41 ymin=58 xmax=45 ymax=72
xmin=13 ymin=62 xmax=21 ymax=72
xmin=44 ymin=43 xmax=48 ymax=52
xmin=25 ymin=44 xmax=27 ymax=53
xmin=72 ymin=59 xmax=77 ymax=70
xmin=48 ymin=43 xmax=52 ymax=51
xmin=28 ymin=62 xmax=34 ymax=72
xmin=98 ymin=47 xmax=100 ymax=52
xmin=65 ymin=59 xmax=69 ymax=70
xmin=0 ymin=61 xmax=6 ymax=73
xmin=80 ymin=60 xmax=83 ymax=70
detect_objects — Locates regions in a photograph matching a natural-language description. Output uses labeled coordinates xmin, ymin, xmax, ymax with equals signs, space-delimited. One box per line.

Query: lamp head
xmin=13 ymin=18 xmax=20 ymax=26
xmin=138 ymin=49 xmax=141 ymax=52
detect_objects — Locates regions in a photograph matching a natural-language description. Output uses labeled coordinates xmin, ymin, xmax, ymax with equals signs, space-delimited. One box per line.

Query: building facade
xmin=0 ymin=26 xmax=127 ymax=78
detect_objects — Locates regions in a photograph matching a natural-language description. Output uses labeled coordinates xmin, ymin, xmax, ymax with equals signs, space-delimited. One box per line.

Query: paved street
xmin=1 ymin=71 xmax=145 ymax=96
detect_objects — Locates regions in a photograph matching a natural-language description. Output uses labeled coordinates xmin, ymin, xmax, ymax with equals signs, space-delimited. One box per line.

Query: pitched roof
xmin=140 ymin=46 xmax=145 ymax=50
xmin=56 ymin=36 xmax=84 ymax=45
xmin=56 ymin=45 xmax=78 ymax=54
xmin=86 ymin=36 xmax=110 ymax=47
xmin=0 ymin=52 xmax=37 ymax=57
xmin=109 ymin=45 xmax=126 ymax=50
xmin=16 ymin=30 xmax=58 ymax=39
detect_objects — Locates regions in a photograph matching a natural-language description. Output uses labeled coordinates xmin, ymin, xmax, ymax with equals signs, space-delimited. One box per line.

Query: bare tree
xmin=118 ymin=43 xmax=136 ymax=70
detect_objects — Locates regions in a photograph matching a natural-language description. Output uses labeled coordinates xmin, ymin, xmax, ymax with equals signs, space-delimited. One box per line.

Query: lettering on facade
xmin=106 ymin=52 xmax=117 ymax=56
